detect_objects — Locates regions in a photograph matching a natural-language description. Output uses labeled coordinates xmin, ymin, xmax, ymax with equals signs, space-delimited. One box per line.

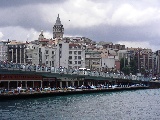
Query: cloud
xmin=0 ymin=32 xmax=4 ymax=39
xmin=0 ymin=0 xmax=65 ymax=8
xmin=109 ymin=4 xmax=160 ymax=26
xmin=0 ymin=0 xmax=160 ymax=51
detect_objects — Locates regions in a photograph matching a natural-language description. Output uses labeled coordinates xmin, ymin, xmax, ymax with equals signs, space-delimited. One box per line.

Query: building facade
xmin=68 ymin=43 xmax=85 ymax=69
xmin=0 ymin=41 xmax=9 ymax=62
xmin=7 ymin=40 xmax=26 ymax=64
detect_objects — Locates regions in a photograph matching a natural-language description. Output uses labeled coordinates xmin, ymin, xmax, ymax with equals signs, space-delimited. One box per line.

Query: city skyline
xmin=0 ymin=0 xmax=160 ymax=51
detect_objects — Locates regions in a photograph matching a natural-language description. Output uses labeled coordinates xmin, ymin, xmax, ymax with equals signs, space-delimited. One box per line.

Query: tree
xmin=129 ymin=59 xmax=137 ymax=75
xmin=122 ymin=67 xmax=130 ymax=75
xmin=120 ymin=58 xmax=128 ymax=72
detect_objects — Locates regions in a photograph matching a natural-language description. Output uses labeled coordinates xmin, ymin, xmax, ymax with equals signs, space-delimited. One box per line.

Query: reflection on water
xmin=1 ymin=89 xmax=160 ymax=120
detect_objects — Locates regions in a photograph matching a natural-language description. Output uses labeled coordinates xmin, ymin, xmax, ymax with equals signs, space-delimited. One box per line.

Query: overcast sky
xmin=0 ymin=0 xmax=160 ymax=51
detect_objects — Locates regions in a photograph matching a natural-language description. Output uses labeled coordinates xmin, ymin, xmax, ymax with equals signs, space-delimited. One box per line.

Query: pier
xmin=0 ymin=64 xmax=160 ymax=100
xmin=0 ymin=86 xmax=149 ymax=101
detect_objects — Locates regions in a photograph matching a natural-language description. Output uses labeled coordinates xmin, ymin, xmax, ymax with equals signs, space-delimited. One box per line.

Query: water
xmin=1 ymin=89 xmax=160 ymax=120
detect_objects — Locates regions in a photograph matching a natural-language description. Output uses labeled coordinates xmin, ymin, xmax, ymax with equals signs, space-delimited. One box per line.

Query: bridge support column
xmin=26 ymin=81 xmax=28 ymax=89
xmin=33 ymin=81 xmax=34 ymax=88
xmin=17 ymin=81 xmax=18 ymax=87
xmin=21 ymin=81 xmax=22 ymax=88
xmin=41 ymin=81 xmax=42 ymax=88
xmin=72 ymin=81 xmax=75 ymax=87
xmin=8 ymin=81 xmax=10 ymax=90
xmin=78 ymin=81 xmax=79 ymax=86
xmin=60 ymin=81 xmax=62 ymax=88
xmin=66 ymin=81 xmax=68 ymax=87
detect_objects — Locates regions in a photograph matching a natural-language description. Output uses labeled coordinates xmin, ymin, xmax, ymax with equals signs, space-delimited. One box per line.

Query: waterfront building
xmin=25 ymin=43 xmax=37 ymax=64
xmin=26 ymin=41 xmax=57 ymax=67
xmin=54 ymin=39 xmax=69 ymax=68
xmin=0 ymin=70 xmax=43 ymax=90
xmin=26 ymin=43 xmax=56 ymax=67
xmin=0 ymin=40 xmax=9 ymax=62
xmin=68 ymin=43 xmax=85 ymax=69
xmin=125 ymin=48 xmax=154 ymax=76
xmin=53 ymin=39 xmax=86 ymax=69
xmin=156 ymin=50 xmax=160 ymax=76
xmin=53 ymin=14 xmax=64 ymax=39
xmin=25 ymin=30 xmax=59 ymax=67
xmin=85 ymin=50 xmax=102 ymax=71
xmin=102 ymin=42 xmax=125 ymax=50
xmin=7 ymin=40 xmax=26 ymax=64
xmin=84 ymin=45 xmax=120 ymax=72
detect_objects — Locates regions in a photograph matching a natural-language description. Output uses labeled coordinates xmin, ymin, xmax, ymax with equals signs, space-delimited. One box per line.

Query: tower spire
xmin=55 ymin=14 xmax=61 ymax=25
xmin=53 ymin=14 xmax=64 ymax=39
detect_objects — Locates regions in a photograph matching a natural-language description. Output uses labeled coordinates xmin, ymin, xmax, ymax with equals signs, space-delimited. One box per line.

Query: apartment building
xmin=102 ymin=42 xmax=125 ymax=50
xmin=54 ymin=40 xmax=69 ymax=68
xmin=0 ymin=41 xmax=8 ymax=62
xmin=68 ymin=43 xmax=85 ymax=69
xmin=7 ymin=40 xmax=26 ymax=64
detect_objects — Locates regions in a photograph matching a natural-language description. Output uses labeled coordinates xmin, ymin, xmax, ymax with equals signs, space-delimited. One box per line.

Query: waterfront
xmin=1 ymin=89 xmax=160 ymax=120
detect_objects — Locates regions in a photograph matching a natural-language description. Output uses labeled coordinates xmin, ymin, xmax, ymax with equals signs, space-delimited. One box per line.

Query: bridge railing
xmin=0 ymin=62 xmax=152 ymax=81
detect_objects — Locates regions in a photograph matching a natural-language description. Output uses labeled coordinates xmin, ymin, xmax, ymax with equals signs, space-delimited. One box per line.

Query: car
xmin=44 ymin=87 xmax=51 ymax=91
xmin=67 ymin=86 xmax=75 ymax=90
xmin=90 ymin=85 xmax=97 ymax=89
xmin=78 ymin=85 xmax=86 ymax=89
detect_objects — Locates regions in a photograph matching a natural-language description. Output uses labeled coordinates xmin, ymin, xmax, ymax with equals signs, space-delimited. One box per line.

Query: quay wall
xmin=149 ymin=81 xmax=160 ymax=88
xmin=0 ymin=86 xmax=149 ymax=101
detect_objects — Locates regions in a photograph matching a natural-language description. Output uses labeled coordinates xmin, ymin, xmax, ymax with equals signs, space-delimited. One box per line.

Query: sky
xmin=0 ymin=0 xmax=160 ymax=51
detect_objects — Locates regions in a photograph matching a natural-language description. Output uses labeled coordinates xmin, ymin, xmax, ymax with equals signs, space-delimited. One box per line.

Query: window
xmin=69 ymin=56 xmax=72 ymax=59
xmin=69 ymin=61 xmax=72 ymax=64
xmin=52 ymin=51 xmax=54 ymax=54
xmin=74 ymin=56 xmax=77 ymax=59
xmin=69 ymin=51 xmax=72 ymax=54
xmin=59 ymin=44 xmax=62 ymax=48
xmin=78 ymin=56 xmax=81 ymax=59
xmin=46 ymin=61 xmax=48 ymax=64
xmin=78 ymin=61 xmax=81 ymax=64
xmin=74 ymin=51 xmax=77 ymax=55
xmin=75 ymin=61 xmax=77 ymax=64
xmin=78 ymin=51 xmax=81 ymax=55
xmin=52 ymin=61 xmax=54 ymax=66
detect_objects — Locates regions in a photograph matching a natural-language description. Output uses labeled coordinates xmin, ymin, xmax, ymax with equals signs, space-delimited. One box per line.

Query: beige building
xmin=7 ymin=40 xmax=26 ymax=64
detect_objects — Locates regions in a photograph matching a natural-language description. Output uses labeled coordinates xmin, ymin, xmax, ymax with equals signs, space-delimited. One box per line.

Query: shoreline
xmin=0 ymin=86 xmax=149 ymax=101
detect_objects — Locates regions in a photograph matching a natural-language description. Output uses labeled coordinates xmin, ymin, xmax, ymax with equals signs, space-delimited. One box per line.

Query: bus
xmin=78 ymin=68 xmax=90 ymax=75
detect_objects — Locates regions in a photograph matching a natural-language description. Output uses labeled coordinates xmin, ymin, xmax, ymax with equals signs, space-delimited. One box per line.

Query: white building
xmin=26 ymin=42 xmax=57 ymax=67
xmin=68 ymin=43 xmax=85 ymax=69
xmin=0 ymin=41 xmax=8 ymax=62
xmin=54 ymin=40 xmax=69 ymax=68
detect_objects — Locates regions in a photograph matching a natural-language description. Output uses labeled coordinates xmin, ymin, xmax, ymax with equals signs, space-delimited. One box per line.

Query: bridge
xmin=0 ymin=62 xmax=159 ymax=89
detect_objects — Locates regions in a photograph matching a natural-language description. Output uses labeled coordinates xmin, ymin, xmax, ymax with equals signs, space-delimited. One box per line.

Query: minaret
xmin=38 ymin=30 xmax=44 ymax=41
xmin=53 ymin=14 xmax=64 ymax=39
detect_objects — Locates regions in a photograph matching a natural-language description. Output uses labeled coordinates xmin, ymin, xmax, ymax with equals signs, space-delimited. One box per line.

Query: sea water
xmin=0 ymin=89 xmax=160 ymax=120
